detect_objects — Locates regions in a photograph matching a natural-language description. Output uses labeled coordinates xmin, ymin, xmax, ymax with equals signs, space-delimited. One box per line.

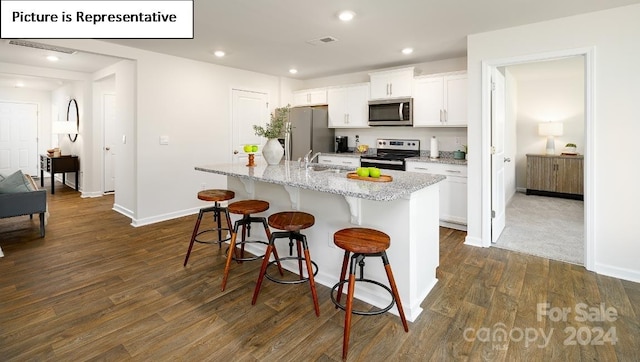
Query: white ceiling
xmin=0 ymin=0 xmax=638 ymax=90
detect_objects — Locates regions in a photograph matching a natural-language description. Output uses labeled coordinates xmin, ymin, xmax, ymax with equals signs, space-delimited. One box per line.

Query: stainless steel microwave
xmin=368 ymin=98 xmax=413 ymax=126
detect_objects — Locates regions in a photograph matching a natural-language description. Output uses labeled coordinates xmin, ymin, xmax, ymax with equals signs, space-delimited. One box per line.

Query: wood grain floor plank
xmin=1 ymin=186 xmax=638 ymax=361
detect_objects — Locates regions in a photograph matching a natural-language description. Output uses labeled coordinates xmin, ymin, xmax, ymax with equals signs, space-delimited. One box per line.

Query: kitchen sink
xmin=307 ymin=166 xmax=349 ymax=173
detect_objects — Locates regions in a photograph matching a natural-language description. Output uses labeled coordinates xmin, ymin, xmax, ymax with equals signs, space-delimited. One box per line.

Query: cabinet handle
xmin=444 ymin=109 xmax=448 ymax=122
xmin=439 ymin=110 xmax=443 ymax=122
xmin=445 ymin=169 xmax=462 ymax=173
xmin=389 ymin=83 xmax=393 ymax=95
xmin=386 ymin=84 xmax=390 ymax=96
xmin=414 ymin=167 xmax=429 ymax=171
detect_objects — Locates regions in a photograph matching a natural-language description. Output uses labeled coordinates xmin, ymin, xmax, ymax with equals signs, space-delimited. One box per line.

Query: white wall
xmin=467 ymin=4 xmax=640 ymax=282
xmin=35 ymin=40 xmax=286 ymax=225
xmin=512 ymin=67 xmax=584 ymax=190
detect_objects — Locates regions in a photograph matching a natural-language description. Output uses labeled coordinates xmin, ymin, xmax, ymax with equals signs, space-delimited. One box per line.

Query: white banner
xmin=0 ymin=0 xmax=194 ymax=38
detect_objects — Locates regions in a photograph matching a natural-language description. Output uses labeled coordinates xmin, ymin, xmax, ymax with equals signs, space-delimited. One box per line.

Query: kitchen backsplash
xmin=335 ymin=127 xmax=467 ymax=153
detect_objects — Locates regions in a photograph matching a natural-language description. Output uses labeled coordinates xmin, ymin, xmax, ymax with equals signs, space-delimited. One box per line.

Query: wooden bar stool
xmin=252 ymin=211 xmax=320 ymax=316
xmin=221 ymin=200 xmax=283 ymax=291
xmin=331 ymin=227 xmax=409 ymax=360
xmin=183 ymin=189 xmax=235 ymax=266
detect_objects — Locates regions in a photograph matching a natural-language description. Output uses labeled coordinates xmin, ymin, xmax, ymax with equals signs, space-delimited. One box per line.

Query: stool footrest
xmin=265 ymin=257 xmax=318 ymax=284
xmin=330 ymin=279 xmax=395 ymax=316
xmin=225 ymin=240 xmax=268 ymax=262
xmin=194 ymin=228 xmax=232 ymax=244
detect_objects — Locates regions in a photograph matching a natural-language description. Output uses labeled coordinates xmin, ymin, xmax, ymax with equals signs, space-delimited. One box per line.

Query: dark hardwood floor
xmin=1 ymin=180 xmax=638 ymax=361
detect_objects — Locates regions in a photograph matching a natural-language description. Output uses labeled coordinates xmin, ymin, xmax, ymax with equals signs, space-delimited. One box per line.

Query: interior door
xmin=103 ymin=94 xmax=116 ymax=193
xmin=231 ymin=89 xmax=269 ymax=164
xmin=491 ymin=68 xmax=506 ymax=243
xmin=0 ymin=101 xmax=38 ymax=176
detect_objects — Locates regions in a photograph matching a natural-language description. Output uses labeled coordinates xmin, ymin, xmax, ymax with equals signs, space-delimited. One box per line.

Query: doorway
xmin=231 ymin=89 xmax=269 ymax=164
xmin=483 ymin=48 xmax=595 ymax=270
xmin=0 ymin=101 xmax=38 ymax=176
xmin=103 ymin=93 xmax=116 ymax=193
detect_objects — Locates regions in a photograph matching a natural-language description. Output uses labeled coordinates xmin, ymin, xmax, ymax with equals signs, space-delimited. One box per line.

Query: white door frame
xmin=480 ymin=47 xmax=595 ymax=271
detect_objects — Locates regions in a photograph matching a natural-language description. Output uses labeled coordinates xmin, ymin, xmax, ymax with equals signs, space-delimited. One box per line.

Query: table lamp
xmin=52 ymin=121 xmax=78 ymax=155
xmin=538 ymin=121 xmax=563 ymax=155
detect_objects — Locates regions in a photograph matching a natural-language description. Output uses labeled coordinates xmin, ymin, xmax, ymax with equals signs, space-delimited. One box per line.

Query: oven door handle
xmin=361 ymin=159 xmax=404 ymax=165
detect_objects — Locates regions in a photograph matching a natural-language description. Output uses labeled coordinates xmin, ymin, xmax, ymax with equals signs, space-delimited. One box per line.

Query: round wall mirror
xmin=67 ymin=98 xmax=79 ymax=142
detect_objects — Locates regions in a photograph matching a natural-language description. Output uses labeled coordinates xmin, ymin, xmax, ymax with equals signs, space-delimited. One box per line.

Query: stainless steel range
xmin=360 ymin=138 xmax=420 ymax=171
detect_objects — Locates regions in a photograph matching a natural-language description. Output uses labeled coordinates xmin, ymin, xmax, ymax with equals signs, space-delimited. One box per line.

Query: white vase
xmin=262 ymin=138 xmax=284 ymax=165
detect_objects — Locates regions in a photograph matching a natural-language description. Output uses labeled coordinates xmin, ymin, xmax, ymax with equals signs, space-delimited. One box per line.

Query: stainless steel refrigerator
xmin=285 ymin=106 xmax=335 ymax=161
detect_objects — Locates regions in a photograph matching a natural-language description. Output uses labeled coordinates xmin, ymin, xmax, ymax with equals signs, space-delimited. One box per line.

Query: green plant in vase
xmin=253 ymin=105 xmax=291 ymax=165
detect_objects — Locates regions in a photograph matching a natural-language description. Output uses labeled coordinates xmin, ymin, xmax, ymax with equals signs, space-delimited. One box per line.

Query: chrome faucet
xmin=302 ymin=150 xmax=321 ymax=168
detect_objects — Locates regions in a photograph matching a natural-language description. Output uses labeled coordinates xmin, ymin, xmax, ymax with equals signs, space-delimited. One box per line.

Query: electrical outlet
xmin=201 ymin=183 xmax=206 ymax=190
xmin=455 ymin=137 xmax=461 ymax=145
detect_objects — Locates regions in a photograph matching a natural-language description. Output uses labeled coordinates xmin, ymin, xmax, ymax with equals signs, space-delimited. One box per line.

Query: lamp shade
xmin=52 ymin=121 xmax=78 ymax=135
xmin=538 ymin=122 xmax=563 ymax=136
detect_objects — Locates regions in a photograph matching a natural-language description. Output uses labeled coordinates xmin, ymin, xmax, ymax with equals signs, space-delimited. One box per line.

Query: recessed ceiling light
xmin=46 ymin=55 xmax=59 ymax=62
xmin=289 ymin=69 xmax=298 ymax=74
xmin=338 ymin=10 xmax=356 ymax=22
xmin=402 ymin=48 xmax=414 ymax=55
xmin=213 ymin=50 xmax=225 ymax=57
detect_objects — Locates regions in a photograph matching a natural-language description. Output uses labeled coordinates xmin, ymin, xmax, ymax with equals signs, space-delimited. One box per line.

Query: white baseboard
xmin=81 ymin=191 xmax=103 ymax=198
xmin=131 ymin=207 xmax=201 ymax=227
xmin=440 ymin=220 xmax=467 ymax=231
xmin=113 ymin=204 xmax=135 ymax=220
xmin=595 ymin=263 xmax=640 ymax=283
xmin=464 ymin=235 xmax=484 ymax=247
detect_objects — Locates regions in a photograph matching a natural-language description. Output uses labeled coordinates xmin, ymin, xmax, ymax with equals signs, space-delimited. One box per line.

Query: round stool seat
xmin=269 ymin=211 xmax=315 ymax=232
xmin=228 ymin=200 xmax=269 ymax=215
xmin=198 ymin=189 xmax=235 ymax=202
xmin=333 ymin=227 xmax=390 ymax=254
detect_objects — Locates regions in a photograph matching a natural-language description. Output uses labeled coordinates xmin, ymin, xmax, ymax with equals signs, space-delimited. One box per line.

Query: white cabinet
xmin=369 ymin=67 xmax=414 ymax=99
xmin=413 ymin=72 xmax=467 ymax=127
xmin=406 ymin=161 xmax=467 ymax=230
xmin=317 ymin=155 xmax=360 ymax=168
xmin=292 ymin=88 xmax=327 ymax=106
xmin=328 ymin=83 xmax=370 ymax=128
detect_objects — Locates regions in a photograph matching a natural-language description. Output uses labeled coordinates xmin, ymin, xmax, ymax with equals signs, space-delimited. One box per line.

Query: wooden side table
xmin=40 ymin=154 xmax=80 ymax=194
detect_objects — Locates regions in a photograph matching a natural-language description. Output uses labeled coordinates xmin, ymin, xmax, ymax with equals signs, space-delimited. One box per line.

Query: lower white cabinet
xmin=406 ymin=162 xmax=467 ymax=230
xmin=317 ymin=155 xmax=360 ymax=168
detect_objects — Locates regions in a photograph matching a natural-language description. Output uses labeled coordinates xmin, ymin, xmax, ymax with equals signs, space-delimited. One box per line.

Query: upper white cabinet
xmin=369 ymin=67 xmax=414 ymax=99
xmin=292 ymin=88 xmax=327 ymax=106
xmin=413 ymin=72 xmax=467 ymax=127
xmin=327 ymin=83 xmax=370 ymax=128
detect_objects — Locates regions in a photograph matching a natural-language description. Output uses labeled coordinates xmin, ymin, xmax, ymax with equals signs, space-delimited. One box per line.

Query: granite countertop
xmin=322 ymin=152 xmax=467 ymax=165
xmin=195 ymin=160 xmax=445 ymax=202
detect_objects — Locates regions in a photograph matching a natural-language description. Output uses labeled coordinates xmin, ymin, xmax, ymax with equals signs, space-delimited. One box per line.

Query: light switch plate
xmin=160 ymin=136 xmax=169 ymax=145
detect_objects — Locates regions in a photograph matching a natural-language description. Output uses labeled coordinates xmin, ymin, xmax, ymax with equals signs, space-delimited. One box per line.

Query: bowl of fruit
xmin=243 ymin=144 xmax=259 ymax=153
xmin=347 ymin=167 xmax=392 ymax=182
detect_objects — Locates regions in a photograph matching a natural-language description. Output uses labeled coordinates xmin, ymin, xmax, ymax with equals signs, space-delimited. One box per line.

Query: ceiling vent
xmin=6 ymin=39 xmax=78 ymax=54
xmin=306 ymin=36 xmax=339 ymax=46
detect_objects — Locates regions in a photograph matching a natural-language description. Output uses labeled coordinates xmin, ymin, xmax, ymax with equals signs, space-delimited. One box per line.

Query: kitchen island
xmin=195 ymin=160 xmax=444 ymax=322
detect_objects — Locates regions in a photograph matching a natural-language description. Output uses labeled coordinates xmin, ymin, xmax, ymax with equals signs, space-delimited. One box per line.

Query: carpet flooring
xmin=493 ymin=192 xmax=584 ymax=265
